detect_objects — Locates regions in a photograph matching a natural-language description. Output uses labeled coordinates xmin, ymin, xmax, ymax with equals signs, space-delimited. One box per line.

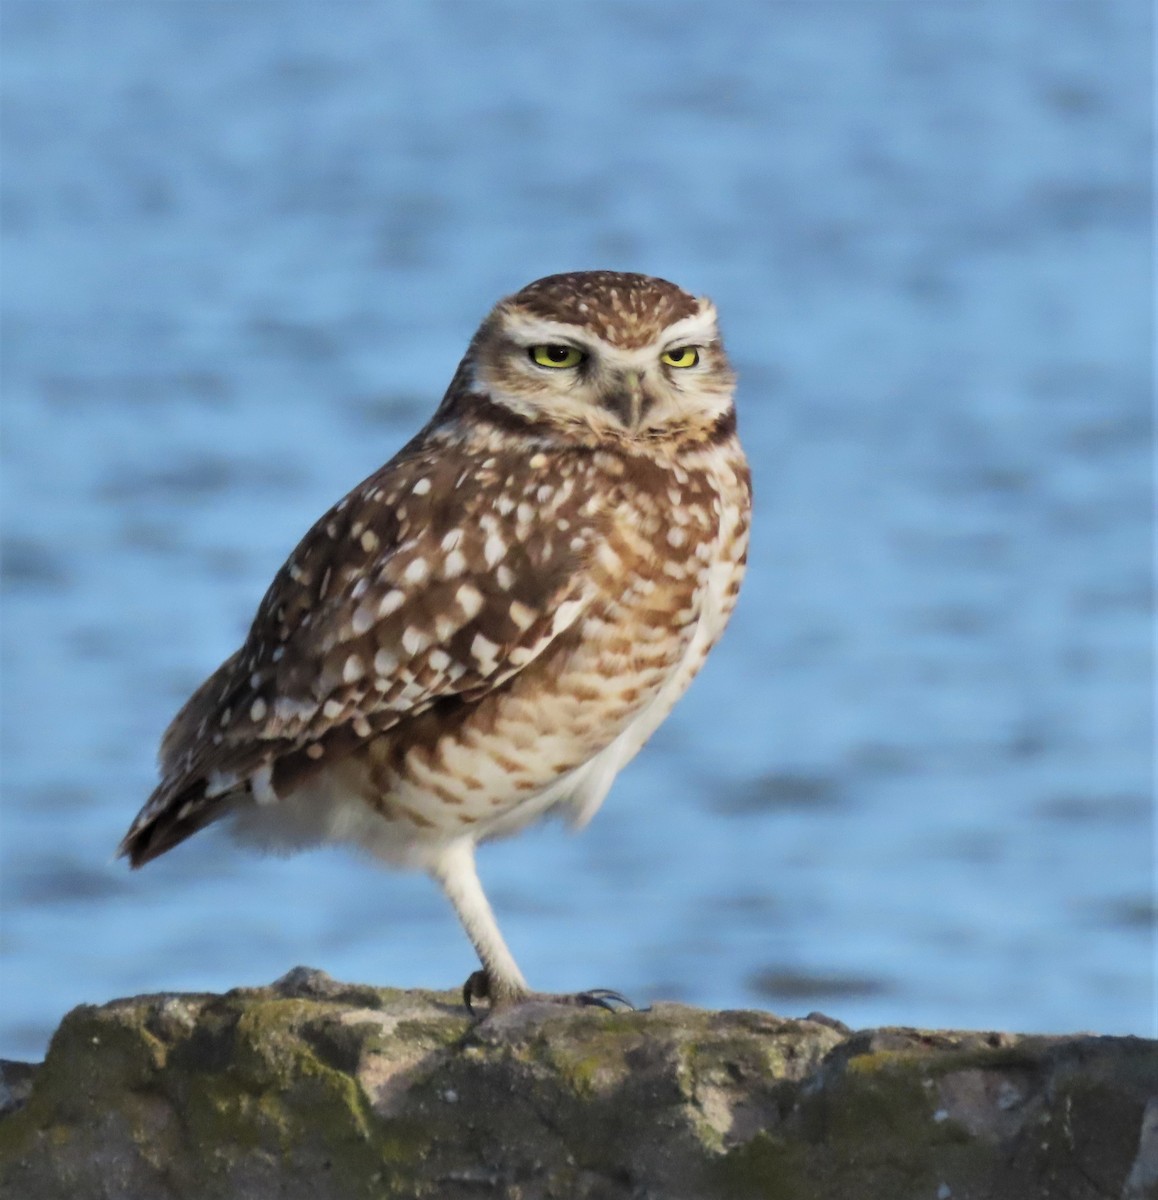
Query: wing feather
xmin=121 ymin=428 xmax=602 ymax=864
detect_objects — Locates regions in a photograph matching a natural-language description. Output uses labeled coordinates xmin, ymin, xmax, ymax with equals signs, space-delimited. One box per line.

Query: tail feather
xmin=118 ymin=777 xmax=244 ymax=868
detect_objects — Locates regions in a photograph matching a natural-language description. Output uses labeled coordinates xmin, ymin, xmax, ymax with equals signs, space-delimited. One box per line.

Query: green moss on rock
xmin=1 ymin=971 xmax=1153 ymax=1200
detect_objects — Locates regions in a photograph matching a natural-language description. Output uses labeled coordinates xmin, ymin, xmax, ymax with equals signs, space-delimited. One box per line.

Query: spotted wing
xmin=121 ymin=430 xmax=601 ymax=864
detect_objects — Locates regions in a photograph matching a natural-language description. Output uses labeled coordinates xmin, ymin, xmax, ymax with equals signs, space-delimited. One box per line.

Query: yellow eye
xmin=661 ymin=346 xmax=700 ymax=368
xmin=529 ymin=344 xmax=584 ymax=369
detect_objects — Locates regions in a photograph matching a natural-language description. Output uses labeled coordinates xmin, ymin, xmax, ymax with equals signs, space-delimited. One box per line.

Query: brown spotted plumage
xmin=120 ymin=271 xmax=751 ymax=1010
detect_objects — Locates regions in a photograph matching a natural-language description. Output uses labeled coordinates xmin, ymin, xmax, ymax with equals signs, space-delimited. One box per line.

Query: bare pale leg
xmin=430 ymin=839 xmax=633 ymax=1015
xmin=430 ymin=839 xmax=530 ymax=1007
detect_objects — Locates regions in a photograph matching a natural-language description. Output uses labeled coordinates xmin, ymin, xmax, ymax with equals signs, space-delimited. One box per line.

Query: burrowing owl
xmin=120 ymin=271 xmax=751 ymax=1011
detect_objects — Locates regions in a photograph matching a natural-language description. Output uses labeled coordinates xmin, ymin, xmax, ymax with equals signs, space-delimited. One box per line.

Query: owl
xmin=119 ymin=271 xmax=751 ymax=1012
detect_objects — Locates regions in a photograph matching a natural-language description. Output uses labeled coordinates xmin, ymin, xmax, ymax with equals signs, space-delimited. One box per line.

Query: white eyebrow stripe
xmin=659 ymin=307 xmax=719 ymax=348
xmin=495 ymin=303 xmax=720 ymax=366
xmin=500 ymin=313 xmax=598 ymax=345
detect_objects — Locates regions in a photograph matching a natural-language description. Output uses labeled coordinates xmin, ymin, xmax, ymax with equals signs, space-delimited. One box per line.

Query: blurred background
xmin=1 ymin=0 xmax=1152 ymax=1060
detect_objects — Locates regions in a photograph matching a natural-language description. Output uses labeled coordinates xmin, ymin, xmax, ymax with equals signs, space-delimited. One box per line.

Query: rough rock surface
xmin=0 ymin=968 xmax=1154 ymax=1200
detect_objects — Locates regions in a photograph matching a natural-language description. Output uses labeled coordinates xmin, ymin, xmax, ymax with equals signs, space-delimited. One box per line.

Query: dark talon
xmin=460 ymin=971 xmax=639 ymax=1016
xmin=575 ymin=988 xmax=636 ymax=1012
xmin=463 ymin=969 xmax=489 ymax=1015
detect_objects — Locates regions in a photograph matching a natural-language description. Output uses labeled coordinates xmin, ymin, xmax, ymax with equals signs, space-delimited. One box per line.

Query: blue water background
xmin=1 ymin=0 xmax=1153 ymax=1059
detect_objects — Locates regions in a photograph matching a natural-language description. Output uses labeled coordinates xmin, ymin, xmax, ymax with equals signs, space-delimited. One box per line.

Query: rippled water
xmin=2 ymin=0 xmax=1152 ymax=1060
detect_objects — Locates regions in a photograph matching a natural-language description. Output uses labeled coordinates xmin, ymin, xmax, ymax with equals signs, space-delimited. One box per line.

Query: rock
xmin=0 ymin=968 xmax=1153 ymax=1200
xmin=0 ymin=1062 xmax=35 ymax=1121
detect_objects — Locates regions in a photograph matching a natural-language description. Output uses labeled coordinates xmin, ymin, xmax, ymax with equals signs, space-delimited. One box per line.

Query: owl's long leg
xmin=430 ymin=839 xmax=635 ymax=1015
xmin=430 ymin=839 xmax=530 ymax=1007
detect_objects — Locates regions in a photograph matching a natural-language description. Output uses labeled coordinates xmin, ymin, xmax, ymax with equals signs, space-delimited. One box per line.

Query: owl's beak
xmin=602 ymin=369 xmax=653 ymax=430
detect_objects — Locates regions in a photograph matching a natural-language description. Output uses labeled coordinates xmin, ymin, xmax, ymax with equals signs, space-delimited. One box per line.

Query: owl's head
xmin=455 ymin=271 xmax=735 ymax=446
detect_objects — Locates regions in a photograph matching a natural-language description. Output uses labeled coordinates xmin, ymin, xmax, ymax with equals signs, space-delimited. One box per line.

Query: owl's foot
xmin=462 ymin=970 xmax=634 ymax=1016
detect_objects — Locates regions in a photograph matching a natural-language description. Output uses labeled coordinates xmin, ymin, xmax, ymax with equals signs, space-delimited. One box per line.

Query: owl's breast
xmin=270 ymin=438 xmax=750 ymax=854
